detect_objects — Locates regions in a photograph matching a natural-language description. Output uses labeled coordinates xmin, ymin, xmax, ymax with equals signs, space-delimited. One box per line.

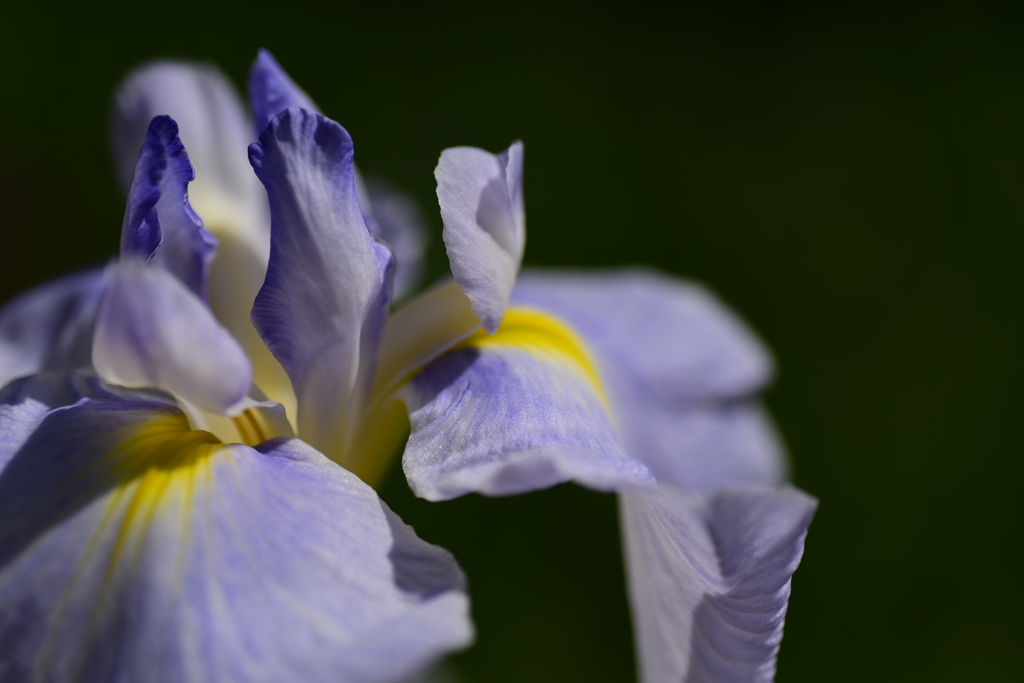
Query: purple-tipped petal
xmin=110 ymin=61 xmax=284 ymax=415
xmin=0 ymin=396 xmax=473 ymax=683
xmin=402 ymin=309 xmax=653 ymax=501
xmin=248 ymin=50 xmax=427 ymax=302
xmin=121 ymin=115 xmax=217 ymax=296
xmin=92 ymin=260 xmax=251 ymax=415
xmin=248 ymin=48 xmax=319 ymax=136
xmin=619 ymin=484 xmax=816 ymax=683
xmin=436 ymin=142 xmax=525 ymax=333
xmin=0 ymin=270 xmax=105 ymax=387
xmin=110 ymin=62 xmax=260 ymax=217
xmin=248 ymin=108 xmax=393 ymax=462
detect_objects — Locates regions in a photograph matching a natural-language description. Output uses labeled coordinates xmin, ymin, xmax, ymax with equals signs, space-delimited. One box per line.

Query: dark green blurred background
xmin=3 ymin=2 xmax=1021 ymax=681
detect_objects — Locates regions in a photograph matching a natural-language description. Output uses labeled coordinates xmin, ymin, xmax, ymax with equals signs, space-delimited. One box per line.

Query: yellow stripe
xmin=41 ymin=412 xmax=229 ymax=679
xmin=453 ymin=307 xmax=608 ymax=405
xmin=91 ymin=415 xmax=226 ymax=584
xmin=352 ymin=306 xmax=608 ymax=490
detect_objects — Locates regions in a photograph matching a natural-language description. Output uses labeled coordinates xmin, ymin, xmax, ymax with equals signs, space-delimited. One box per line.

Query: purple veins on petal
xmin=620 ymin=484 xmax=816 ymax=683
xmin=402 ymin=307 xmax=654 ymax=501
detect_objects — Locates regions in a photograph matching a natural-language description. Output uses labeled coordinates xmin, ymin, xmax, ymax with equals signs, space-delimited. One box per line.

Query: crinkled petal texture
xmin=92 ymin=260 xmax=251 ymax=415
xmin=0 ymin=387 xmax=472 ymax=683
xmin=110 ymin=62 xmax=262 ymax=228
xmin=0 ymin=270 xmax=105 ymax=387
xmin=402 ymin=308 xmax=654 ymax=501
xmin=120 ymin=115 xmax=216 ymax=297
xmin=435 ymin=143 xmax=524 ymax=333
xmin=109 ymin=60 xmax=293 ymax=417
xmin=619 ymin=485 xmax=816 ymax=683
xmin=249 ymin=108 xmax=393 ymax=463
xmin=511 ymin=270 xmax=786 ymax=490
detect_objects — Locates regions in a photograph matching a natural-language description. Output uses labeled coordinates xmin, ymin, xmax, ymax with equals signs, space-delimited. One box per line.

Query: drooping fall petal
xmin=0 ymin=391 xmax=473 ymax=683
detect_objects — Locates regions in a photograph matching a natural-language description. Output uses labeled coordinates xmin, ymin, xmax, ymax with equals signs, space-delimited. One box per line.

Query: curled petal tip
xmin=436 ymin=143 xmax=526 ymax=333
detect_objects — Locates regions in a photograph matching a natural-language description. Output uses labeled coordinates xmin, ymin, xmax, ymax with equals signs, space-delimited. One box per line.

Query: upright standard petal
xmin=109 ymin=61 xmax=291 ymax=417
xmin=92 ymin=260 xmax=251 ymax=415
xmin=0 ymin=270 xmax=105 ymax=387
xmin=248 ymin=48 xmax=319 ymax=136
xmin=248 ymin=50 xmax=429 ymax=302
xmin=436 ymin=142 xmax=525 ymax=333
xmin=0 ymin=396 xmax=472 ymax=683
xmin=121 ymin=115 xmax=217 ymax=296
xmin=402 ymin=307 xmax=653 ymax=500
xmin=619 ymin=485 xmax=816 ymax=683
xmin=249 ymin=108 xmax=393 ymax=463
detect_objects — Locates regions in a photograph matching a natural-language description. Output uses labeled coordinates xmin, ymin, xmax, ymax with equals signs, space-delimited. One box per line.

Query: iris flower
xmin=273 ymin=62 xmax=816 ymax=681
xmin=0 ymin=75 xmax=469 ymax=682
xmin=0 ymin=49 xmax=816 ymax=683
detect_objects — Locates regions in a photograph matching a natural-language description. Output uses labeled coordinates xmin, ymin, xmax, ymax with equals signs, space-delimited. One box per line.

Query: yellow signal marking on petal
xmin=452 ymin=307 xmax=609 ymax=406
xmin=232 ymin=408 xmax=270 ymax=446
xmin=40 ymin=411 xmax=229 ymax=680
xmin=353 ymin=307 xmax=608 ymax=490
xmin=102 ymin=415 xmax=224 ymax=575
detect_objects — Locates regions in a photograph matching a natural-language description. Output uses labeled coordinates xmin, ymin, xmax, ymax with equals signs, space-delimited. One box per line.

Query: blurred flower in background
xmin=0 ymin=48 xmax=815 ymax=683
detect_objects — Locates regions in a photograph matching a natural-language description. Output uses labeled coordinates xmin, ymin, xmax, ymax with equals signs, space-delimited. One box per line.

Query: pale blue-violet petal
xmin=92 ymin=260 xmax=251 ymax=415
xmin=249 ymin=108 xmax=393 ymax=463
xmin=612 ymin=382 xmax=785 ymax=491
xmin=110 ymin=60 xmax=285 ymax=416
xmin=435 ymin=143 xmax=525 ymax=333
xmin=510 ymin=270 xmax=784 ymax=490
xmin=619 ymin=484 xmax=816 ymax=683
xmin=0 ymin=373 xmax=88 ymax=471
xmin=0 ymin=397 xmax=472 ymax=683
xmin=512 ymin=270 xmax=772 ymax=400
xmin=402 ymin=333 xmax=653 ymax=501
